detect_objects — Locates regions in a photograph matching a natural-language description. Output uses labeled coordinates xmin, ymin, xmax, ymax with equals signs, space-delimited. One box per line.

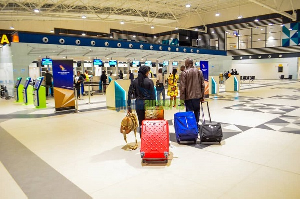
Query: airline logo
xmin=59 ymin=65 xmax=66 ymax=71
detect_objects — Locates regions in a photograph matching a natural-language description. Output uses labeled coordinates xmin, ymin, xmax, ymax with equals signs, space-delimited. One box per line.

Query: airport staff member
xmin=75 ymin=71 xmax=84 ymax=99
xmin=44 ymin=70 xmax=53 ymax=97
xmin=84 ymin=70 xmax=90 ymax=82
xmin=180 ymin=59 xmax=205 ymax=123
xmin=127 ymin=66 xmax=155 ymax=137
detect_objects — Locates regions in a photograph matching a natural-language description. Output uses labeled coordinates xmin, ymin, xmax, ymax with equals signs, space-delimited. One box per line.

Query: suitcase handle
xmin=200 ymin=101 xmax=212 ymax=124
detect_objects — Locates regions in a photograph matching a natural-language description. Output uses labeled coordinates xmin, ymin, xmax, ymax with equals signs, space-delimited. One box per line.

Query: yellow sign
xmin=0 ymin=34 xmax=10 ymax=45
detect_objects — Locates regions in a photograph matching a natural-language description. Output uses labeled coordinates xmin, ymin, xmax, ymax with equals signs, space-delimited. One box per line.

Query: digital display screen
xmin=163 ymin=61 xmax=169 ymax=66
xmin=195 ymin=62 xmax=200 ymax=66
xmin=42 ymin=58 xmax=52 ymax=65
xmin=145 ymin=61 xmax=152 ymax=66
xmin=15 ymin=78 xmax=22 ymax=88
xmin=93 ymin=59 xmax=103 ymax=66
xmin=172 ymin=61 xmax=178 ymax=66
xmin=34 ymin=80 xmax=41 ymax=89
xmin=109 ymin=60 xmax=117 ymax=66
xmin=132 ymin=61 xmax=140 ymax=67
xmin=24 ymin=78 xmax=31 ymax=88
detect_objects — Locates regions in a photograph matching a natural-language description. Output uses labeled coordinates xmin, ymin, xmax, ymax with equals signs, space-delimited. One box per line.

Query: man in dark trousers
xmin=100 ymin=71 xmax=107 ymax=92
xmin=44 ymin=70 xmax=53 ymax=97
xmin=180 ymin=59 xmax=205 ymax=123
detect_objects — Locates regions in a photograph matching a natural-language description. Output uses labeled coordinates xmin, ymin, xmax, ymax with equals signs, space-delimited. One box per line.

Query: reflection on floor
xmin=0 ymin=80 xmax=300 ymax=199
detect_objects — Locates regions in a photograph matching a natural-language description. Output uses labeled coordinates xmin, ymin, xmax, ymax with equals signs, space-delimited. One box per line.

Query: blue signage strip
xmin=17 ymin=32 xmax=227 ymax=56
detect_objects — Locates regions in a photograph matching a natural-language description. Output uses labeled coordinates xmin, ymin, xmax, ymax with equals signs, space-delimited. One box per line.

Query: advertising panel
xmin=52 ymin=60 xmax=75 ymax=111
xmin=200 ymin=61 xmax=209 ymax=98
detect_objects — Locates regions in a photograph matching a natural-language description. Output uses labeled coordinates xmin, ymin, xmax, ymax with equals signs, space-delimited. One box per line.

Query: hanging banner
xmin=200 ymin=61 xmax=209 ymax=98
xmin=52 ymin=60 xmax=75 ymax=111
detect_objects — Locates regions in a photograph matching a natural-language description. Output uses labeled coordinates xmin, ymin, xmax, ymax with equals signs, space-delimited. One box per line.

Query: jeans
xmin=185 ymin=98 xmax=201 ymax=123
xmin=46 ymin=84 xmax=53 ymax=96
xmin=156 ymin=88 xmax=165 ymax=106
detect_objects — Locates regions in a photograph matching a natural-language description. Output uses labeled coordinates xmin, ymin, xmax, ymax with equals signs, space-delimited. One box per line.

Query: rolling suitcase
xmin=174 ymin=111 xmax=198 ymax=144
xmin=199 ymin=101 xmax=223 ymax=144
xmin=140 ymin=120 xmax=169 ymax=163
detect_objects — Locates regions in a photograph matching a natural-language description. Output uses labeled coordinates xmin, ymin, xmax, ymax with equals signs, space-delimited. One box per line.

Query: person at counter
xmin=119 ymin=70 xmax=123 ymax=79
xmin=101 ymin=71 xmax=107 ymax=93
xmin=74 ymin=71 xmax=84 ymax=99
xmin=127 ymin=66 xmax=155 ymax=137
xmin=84 ymin=70 xmax=90 ymax=82
xmin=156 ymin=68 xmax=165 ymax=106
xmin=44 ymin=70 xmax=53 ymax=97
xmin=129 ymin=71 xmax=134 ymax=83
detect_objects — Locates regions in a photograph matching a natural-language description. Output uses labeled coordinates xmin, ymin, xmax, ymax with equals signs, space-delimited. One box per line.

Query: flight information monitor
xmin=109 ymin=60 xmax=117 ymax=66
xmin=132 ymin=60 xmax=140 ymax=67
xmin=172 ymin=61 xmax=178 ymax=66
xmin=145 ymin=61 xmax=152 ymax=67
xmin=42 ymin=58 xmax=52 ymax=65
xmin=93 ymin=59 xmax=103 ymax=66
xmin=163 ymin=61 xmax=169 ymax=66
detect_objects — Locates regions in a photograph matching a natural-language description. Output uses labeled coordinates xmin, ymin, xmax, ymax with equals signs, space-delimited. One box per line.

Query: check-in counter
xmin=209 ymin=76 xmax=219 ymax=95
xmin=106 ymin=79 xmax=131 ymax=109
xmin=225 ymin=75 xmax=240 ymax=92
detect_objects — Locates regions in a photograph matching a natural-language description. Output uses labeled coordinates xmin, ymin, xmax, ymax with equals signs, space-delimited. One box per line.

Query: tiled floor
xmin=0 ymin=79 xmax=299 ymax=199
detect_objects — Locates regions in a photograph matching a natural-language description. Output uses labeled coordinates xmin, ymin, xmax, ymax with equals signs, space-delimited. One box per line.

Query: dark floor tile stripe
xmin=0 ymin=126 xmax=92 ymax=199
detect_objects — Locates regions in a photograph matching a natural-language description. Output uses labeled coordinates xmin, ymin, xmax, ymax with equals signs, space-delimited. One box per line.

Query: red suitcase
xmin=140 ymin=120 xmax=169 ymax=163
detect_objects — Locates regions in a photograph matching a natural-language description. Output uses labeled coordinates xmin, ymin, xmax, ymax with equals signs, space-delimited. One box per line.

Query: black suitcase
xmin=199 ymin=101 xmax=223 ymax=144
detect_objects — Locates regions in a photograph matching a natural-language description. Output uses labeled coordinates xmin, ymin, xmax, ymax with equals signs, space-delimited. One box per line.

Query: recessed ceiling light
xmin=154 ymin=36 xmax=157 ymax=38
xmin=50 ymin=30 xmax=54 ymax=33
xmin=186 ymin=4 xmax=191 ymax=8
xmin=110 ymin=35 xmax=113 ymax=38
xmin=133 ymin=35 xmax=136 ymax=38
xmin=120 ymin=21 xmax=124 ymax=25
xmin=34 ymin=9 xmax=40 ymax=13
xmin=215 ymin=13 xmax=220 ymax=17
xmin=82 ymin=33 xmax=86 ymax=36
xmin=186 ymin=36 xmax=189 ymax=39
xmin=289 ymin=28 xmax=293 ymax=30
xmin=175 ymin=27 xmax=179 ymax=30
xmin=254 ymin=19 xmax=259 ymax=22
xmin=258 ymin=39 xmax=261 ymax=40
xmin=237 ymin=15 xmax=242 ymax=19
xmin=269 ymin=23 xmax=273 ymax=26
xmin=151 ymin=25 xmax=154 ymax=29
xmin=10 ymin=26 xmax=14 ymax=29
xmin=212 ymin=31 xmax=215 ymax=33
xmin=195 ymin=28 xmax=198 ymax=31
xmin=225 ymin=31 xmax=228 ymax=34
xmin=281 ymin=24 xmax=284 ymax=26
xmin=81 ymin=15 xmax=86 ymax=19
xmin=261 ymin=28 xmax=264 ymax=30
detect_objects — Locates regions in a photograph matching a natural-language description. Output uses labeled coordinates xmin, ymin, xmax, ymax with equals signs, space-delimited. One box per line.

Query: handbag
xmin=145 ymin=106 xmax=164 ymax=120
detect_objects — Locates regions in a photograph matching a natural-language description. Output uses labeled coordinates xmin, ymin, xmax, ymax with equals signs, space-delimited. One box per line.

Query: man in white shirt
xmin=156 ymin=68 xmax=165 ymax=106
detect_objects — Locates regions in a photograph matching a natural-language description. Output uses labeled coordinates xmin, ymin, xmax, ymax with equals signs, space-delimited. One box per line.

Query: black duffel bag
xmin=199 ymin=101 xmax=223 ymax=144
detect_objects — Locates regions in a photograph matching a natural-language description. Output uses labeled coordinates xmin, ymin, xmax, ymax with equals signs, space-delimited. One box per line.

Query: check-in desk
xmin=225 ymin=75 xmax=240 ymax=92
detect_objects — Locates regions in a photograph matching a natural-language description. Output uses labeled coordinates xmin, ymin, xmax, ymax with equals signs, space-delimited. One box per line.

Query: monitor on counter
xmin=195 ymin=62 xmax=200 ymax=67
xmin=24 ymin=78 xmax=31 ymax=88
xmin=93 ymin=59 xmax=103 ymax=66
xmin=163 ymin=61 xmax=169 ymax=66
xmin=109 ymin=60 xmax=117 ymax=66
xmin=132 ymin=60 xmax=140 ymax=67
xmin=145 ymin=61 xmax=152 ymax=67
xmin=172 ymin=61 xmax=178 ymax=66
xmin=42 ymin=58 xmax=52 ymax=66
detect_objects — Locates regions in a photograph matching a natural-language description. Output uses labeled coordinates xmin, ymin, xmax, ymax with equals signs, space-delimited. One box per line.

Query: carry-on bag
xmin=140 ymin=120 xmax=169 ymax=163
xmin=174 ymin=111 xmax=198 ymax=144
xmin=199 ymin=101 xmax=223 ymax=143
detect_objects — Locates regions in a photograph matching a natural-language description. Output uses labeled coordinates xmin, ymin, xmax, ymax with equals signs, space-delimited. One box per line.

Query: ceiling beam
xmin=248 ymin=0 xmax=296 ymax=21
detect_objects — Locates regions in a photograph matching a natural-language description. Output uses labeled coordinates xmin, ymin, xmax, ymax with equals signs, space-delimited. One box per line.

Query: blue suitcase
xmin=174 ymin=111 xmax=198 ymax=144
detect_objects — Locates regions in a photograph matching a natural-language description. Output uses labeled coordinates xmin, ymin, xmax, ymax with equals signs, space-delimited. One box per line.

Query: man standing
xmin=100 ymin=70 xmax=107 ymax=93
xmin=44 ymin=70 xmax=53 ymax=97
xmin=180 ymin=59 xmax=205 ymax=123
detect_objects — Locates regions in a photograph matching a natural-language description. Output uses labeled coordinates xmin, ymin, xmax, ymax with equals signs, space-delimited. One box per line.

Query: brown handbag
xmin=145 ymin=106 xmax=164 ymax=120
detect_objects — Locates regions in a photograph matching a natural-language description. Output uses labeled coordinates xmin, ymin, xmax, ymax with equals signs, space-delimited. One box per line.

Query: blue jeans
xmin=156 ymin=88 xmax=165 ymax=106
xmin=185 ymin=98 xmax=201 ymax=123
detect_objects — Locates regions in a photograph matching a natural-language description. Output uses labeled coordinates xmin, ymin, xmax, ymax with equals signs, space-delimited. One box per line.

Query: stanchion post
xmin=88 ymin=84 xmax=91 ymax=104
xmin=75 ymin=87 xmax=78 ymax=113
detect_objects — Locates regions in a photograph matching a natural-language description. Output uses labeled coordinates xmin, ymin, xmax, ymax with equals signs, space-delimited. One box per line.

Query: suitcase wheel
xmin=176 ymin=138 xmax=180 ymax=144
xmin=142 ymin=159 xmax=146 ymax=163
xmin=193 ymin=139 xmax=197 ymax=144
xmin=164 ymin=159 xmax=168 ymax=163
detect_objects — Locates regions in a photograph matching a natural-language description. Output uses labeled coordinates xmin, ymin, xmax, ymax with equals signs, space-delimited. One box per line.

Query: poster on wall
xmin=200 ymin=61 xmax=209 ymax=98
xmin=52 ymin=60 xmax=75 ymax=111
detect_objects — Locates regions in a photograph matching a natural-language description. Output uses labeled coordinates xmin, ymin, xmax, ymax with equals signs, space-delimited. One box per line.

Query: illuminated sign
xmin=0 ymin=34 xmax=10 ymax=45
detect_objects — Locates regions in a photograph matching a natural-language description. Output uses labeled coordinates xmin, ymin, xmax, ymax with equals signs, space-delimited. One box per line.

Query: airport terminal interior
xmin=1 ymin=0 xmax=300 ymax=198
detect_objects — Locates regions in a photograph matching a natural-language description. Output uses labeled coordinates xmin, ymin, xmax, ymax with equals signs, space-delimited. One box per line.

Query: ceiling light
xmin=175 ymin=27 xmax=179 ymax=30
xmin=269 ymin=23 xmax=273 ymax=26
xmin=10 ymin=26 xmax=14 ymax=29
xmin=133 ymin=35 xmax=136 ymax=38
xmin=215 ymin=13 xmax=220 ymax=17
xmin=254 ymin=19 xmax=259 ymax=22
xmin=261 ymin=28 xmax=263 ymax=30
xmin=186 ymin=4 xmax=191 ymax=8
xmin=120 ymin=21 xmax=124 ymax=25
xmin=81 ymin=15 xmax=86 ymax=19
xmin=82 ymin=33 xmax=86 ymax=36
xmin=154 ymin=36 xmax=157 ymax=38
xmin=110 ymin=35 xmax=113 ymax=38
xmin=50 ymin=30 xmax=54 ymax=33
xmin=186 ymin=36 xmax=189 ymax=39
xmin=237 ymin=15 xmax=242 ymax=19
xmin=151 ymin=25 xmax=154 ymax=29
xmin=225 ymin=31 xmax=228 ymax=34
xmin=212 ymin=31 xmax=215 ymax=33
xmin=195 ymin=28 xmax=198 ymax=31
xmin=258 ymin=39 xmax=261 ymax=40
xmin=289 ymin=28 xmax=292 ymax=30
xmin=34 ymin=9 xmax=39 ymax=13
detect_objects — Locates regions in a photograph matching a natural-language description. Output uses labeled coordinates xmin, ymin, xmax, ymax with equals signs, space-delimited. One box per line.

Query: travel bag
xmin=145 ymin=106 xmax=164 ymax=120
xmin=174 ymin=111 xmax=198 ymax=144
xmin=140 ymin=120 xmax=169 ymax=163
xmin=199 ymin=101 xmax=223 ymax=143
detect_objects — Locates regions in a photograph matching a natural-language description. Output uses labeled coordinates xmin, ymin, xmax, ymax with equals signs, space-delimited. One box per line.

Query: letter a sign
xmin=0 ymin=34 xmax=10 ymax=45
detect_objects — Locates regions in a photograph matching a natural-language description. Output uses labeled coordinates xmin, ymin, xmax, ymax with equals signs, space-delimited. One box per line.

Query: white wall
xmin=231 ymin=57 xmax=298 ymax=79
xmin=0 ymin=45 xmax=14 ymax=95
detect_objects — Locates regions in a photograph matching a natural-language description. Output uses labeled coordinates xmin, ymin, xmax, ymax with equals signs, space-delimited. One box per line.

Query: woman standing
xmin=167 ymin=69 xmax=179 ymax=107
